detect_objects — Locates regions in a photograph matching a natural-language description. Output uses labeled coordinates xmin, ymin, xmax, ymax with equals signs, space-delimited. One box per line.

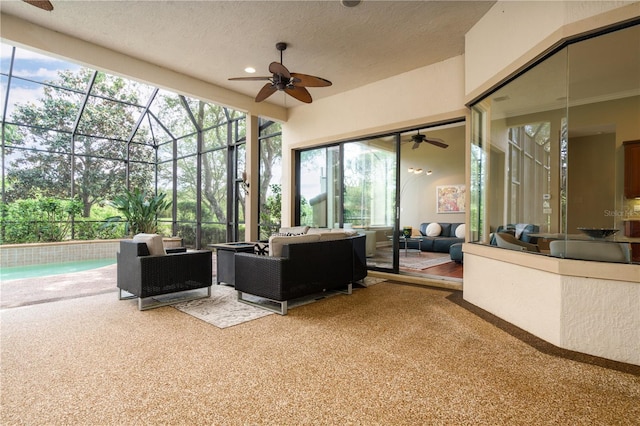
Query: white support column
xmin=244 ymin=115 xmax=260 ymax=242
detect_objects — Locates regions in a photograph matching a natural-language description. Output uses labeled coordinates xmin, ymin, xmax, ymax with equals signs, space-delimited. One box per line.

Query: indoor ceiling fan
xmin=229 ymin=42 xmax=332 ymax=104
xmin=22 ymin=0 xmax=53 ymax=11
xmin=407 ymin=131 xmax=449 ymax=150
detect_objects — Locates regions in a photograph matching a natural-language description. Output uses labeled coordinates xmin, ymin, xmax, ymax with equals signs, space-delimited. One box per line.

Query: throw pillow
xmin=279 ymin=226 xmax=310 ymax=235
xmin=306 ymin=227 xmax=327 ymax=235
xmin=455 ymin=224 xmax=466 ymax=239
xmin=254 ymin=243 xmax=269 ymax=256
xmin=132 ymin=233 xmax=166 ymax=256
xmin=425 ymin=223 xmax=442 ymax=237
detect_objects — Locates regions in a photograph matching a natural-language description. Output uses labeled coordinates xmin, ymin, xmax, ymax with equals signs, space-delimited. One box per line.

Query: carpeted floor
xmin=1 ymin=278 xmax=639 ymax=425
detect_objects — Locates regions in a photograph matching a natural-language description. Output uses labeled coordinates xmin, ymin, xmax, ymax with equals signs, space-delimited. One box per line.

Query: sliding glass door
xmin=298 ymin=145 xmax=341 ymax=228
xmin=297 ymin=137 xmax=399 ymax=273
xmin=344 ymin=138 xmax=397 ymax=270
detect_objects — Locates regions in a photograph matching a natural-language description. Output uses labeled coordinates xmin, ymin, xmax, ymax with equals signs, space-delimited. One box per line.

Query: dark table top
xmin=208 ymin=242 xmax=256 ymax=251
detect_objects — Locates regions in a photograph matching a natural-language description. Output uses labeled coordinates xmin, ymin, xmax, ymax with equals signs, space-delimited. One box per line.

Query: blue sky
xmin=1 ymin=42 xmax=81 ymax=117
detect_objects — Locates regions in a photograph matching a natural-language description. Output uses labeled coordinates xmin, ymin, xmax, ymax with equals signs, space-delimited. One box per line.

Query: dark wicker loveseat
xmin=117 ymin=240 xmax=212 ymax=310
xmin=234 ymin=234 xmax=366 ymax=315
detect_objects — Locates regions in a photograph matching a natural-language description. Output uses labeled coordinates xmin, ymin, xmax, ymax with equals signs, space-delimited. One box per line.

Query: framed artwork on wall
xmin=437 ymin=185 xmax=465 ymax=213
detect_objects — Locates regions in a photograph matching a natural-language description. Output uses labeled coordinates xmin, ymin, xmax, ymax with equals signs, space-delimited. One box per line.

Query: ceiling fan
xmin=407 ymin=131 xmax=448 ymax=150
xmin=22 ymin=0 xmax=53 ymax=11
xmin=229 ymin=42 xmax=331 ymax=104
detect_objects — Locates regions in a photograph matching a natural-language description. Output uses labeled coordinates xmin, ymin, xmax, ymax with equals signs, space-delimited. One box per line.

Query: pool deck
xmin=0 ymin=254 xmax=218 ymax=310
xmin=0 ymin=264 xmax=119 ymax=309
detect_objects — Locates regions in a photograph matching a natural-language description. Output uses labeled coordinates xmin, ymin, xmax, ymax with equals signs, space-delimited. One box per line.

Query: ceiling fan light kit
xmin=229 ymin=42 xmax=332 ymax=104
xmin=341 ymin=0 xmax=362 ymax=7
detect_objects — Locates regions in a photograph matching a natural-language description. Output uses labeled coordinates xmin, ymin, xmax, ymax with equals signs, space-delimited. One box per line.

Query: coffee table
xmin=399 ymin=236 xmax=422 ymax=256
xmin=209 ymin=242 xmax=255 ymax=285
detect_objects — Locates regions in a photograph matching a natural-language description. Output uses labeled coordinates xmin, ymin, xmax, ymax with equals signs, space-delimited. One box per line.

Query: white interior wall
xmin=464 ymin=250 xmax=640 ymax=365
xmin=284 ymin=55 xmax=466 ymax=148
xmin=465 ymin=1 xmax=639 ymax=99
xmin=463 ymin=253 xmax=563 ymax=345
xmin=400 ymin=125 xmax=465 ymax=231
xmin=281 ymin=55 xmax=467 ymax=226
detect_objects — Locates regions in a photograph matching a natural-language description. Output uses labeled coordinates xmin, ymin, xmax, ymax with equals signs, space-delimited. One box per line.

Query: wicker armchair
xmin=234 ymin=235 xmax=366 ymax=315
xmin=117 ymin=240 xmax=212 ymax=310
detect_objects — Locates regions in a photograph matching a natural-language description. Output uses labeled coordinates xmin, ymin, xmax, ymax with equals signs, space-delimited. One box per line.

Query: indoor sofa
xmin=489 ymin=223 xmax=540 ymax=245
xmin=234 ymin=233 xmax=366 ymax=315
xmin=406 ymin=222 xmax=465 ymax=253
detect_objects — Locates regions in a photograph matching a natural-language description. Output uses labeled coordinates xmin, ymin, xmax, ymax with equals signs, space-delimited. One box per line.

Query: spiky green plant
xmin=106 ymin=188 xmax=172 ymax=235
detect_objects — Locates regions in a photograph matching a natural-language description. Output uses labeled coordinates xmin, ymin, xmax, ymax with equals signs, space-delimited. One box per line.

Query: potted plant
xmin=106 ymin=188 xmax=172 ymax=235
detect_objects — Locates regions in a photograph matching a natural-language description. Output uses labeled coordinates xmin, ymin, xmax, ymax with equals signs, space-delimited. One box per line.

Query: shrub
xmin=0 ymin=196 xmax=82 ymax=243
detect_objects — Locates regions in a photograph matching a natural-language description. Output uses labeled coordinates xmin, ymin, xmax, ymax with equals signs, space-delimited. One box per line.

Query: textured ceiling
xmin=0 ymin=0 xmax=495 ymax=107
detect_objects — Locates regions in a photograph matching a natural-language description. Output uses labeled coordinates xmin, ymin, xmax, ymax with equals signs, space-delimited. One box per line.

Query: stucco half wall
xmin=462 ymin=243 xmax=640 ymax=366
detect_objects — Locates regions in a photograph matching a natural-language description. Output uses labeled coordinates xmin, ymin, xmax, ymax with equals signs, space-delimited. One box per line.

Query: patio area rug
xmin=399 ymin=254 xmax=452 ymax=270
xmin=360 ymin=277 xmax=387 ymax=287
xmin=172 ymin=285 xmax=273 ymax=328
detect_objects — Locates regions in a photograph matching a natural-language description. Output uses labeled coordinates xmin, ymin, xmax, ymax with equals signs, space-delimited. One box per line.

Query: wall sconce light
xmin=241 ymin=171 xmax=250 ymax=191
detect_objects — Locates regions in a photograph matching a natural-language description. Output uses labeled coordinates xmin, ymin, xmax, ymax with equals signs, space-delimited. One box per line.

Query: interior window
xmin=469 ymin=24 xmax=639 ymax=264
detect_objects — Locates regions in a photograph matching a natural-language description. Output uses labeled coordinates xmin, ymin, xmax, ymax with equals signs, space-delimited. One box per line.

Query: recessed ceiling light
xmin=244 ymin=67 xmax=256 ymax=74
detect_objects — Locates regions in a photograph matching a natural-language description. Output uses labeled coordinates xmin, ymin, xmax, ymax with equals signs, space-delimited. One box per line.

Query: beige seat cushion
xmin=306 ymin=227 xmax=329 ymax=235
xmin=132 ymin=233 xmax=166 ymax=256
xmin=268 ymin=234 xmax=320 ymax=257
xmin=331 ymin=228 xmax=359 ymax=236
xmin=317 ymin=232 xmax=348 ymax=242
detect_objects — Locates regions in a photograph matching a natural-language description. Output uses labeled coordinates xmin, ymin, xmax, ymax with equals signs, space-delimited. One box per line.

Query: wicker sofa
xmin=117 ymin=238 xmax=212 ymax=310
xmin=234 ymin=233 xmax=366 ymax=315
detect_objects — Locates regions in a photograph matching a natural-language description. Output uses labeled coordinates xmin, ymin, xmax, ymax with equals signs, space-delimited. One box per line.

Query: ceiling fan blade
xmin=22 ymin=0 xmax=53 ymax=10
xmin=269 ymin=62 xmax=291 ymax=79
xmin=426 ymin=138 xmax=448 ymax=149
xmin=290 ymin=73 xmax=332 ymax=87
xmin=284 ymin=86 xmax=312 ymax=103
xmin=412 ymin=142 xmax=421 ymax=150
xmin=255 ymin=83 xmax=277 ymax=102
xmin=229 ymin=76 xmax=272 ymax=81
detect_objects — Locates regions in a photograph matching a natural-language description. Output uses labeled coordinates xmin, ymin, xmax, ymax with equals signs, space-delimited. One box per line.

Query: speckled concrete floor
xmin=1 ymin=282 xmax=639 ymax=425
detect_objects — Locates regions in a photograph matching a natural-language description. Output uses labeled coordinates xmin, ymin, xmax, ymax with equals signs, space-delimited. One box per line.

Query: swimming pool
xmin=1 ymin=259 xmax=116 ymax=281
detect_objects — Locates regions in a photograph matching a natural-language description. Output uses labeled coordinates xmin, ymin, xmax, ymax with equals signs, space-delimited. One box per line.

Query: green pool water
xmin=1 ymin=259 xmax=116 ymax=281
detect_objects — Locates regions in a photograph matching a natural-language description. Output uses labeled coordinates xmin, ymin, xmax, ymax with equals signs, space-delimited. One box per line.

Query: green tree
xmin=6 ymin=69 xmax=154 ymax=217
xmin=156 ymin=95 xmax=242 ymax=224
xmin=258 ymin=120 xmax=282 ymax=229
xmin=260 ymin=184 xmax=281 ymax=237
